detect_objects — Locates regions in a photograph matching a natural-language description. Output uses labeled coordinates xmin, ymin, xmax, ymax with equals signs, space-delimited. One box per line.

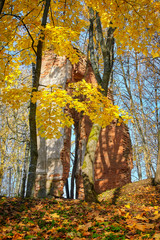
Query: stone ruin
xmin=35 ymin=50 xmax=133 ymax=199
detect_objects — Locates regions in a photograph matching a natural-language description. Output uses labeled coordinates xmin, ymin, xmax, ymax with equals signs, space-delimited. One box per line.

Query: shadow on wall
xmin=37 ymin=174 xmax=47 ymax=198
xmin=94 ymin=120 xmax=132 ymax=194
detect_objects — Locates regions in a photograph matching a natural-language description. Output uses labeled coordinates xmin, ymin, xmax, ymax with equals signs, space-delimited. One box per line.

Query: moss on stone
xmin=82 ymin=160 xmax=87 ymax=170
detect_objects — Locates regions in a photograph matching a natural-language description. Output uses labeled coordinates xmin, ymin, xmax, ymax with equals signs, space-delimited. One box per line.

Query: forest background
xmin=0 ymin=0 xmax=160 ymax=201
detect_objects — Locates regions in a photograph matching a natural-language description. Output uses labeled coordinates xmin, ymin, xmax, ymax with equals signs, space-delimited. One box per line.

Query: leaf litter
xmin=0 ymin=179 xmax=160 ymax=239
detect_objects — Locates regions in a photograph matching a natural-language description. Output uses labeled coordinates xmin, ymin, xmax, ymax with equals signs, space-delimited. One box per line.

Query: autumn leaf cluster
xmin=1 ymin=0 xmax=159 ymax=139
xmin=1 ymin=0 xmax=159 ymax=88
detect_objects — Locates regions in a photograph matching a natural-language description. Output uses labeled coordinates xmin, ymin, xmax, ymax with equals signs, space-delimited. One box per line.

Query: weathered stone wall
xmin=35 ymin=52 xmax=72 ymax=197
xmin=35 ymin=50 xmax=133 ymax=199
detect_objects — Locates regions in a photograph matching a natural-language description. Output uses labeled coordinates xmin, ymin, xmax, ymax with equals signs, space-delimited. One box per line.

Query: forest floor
xmin=0 ymin=178 xmax=160 ymax=240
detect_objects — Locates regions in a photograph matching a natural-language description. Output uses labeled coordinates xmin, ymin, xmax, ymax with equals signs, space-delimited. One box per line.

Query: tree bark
xmin=0 ymin=139 xmax=5 ymax=193
xmin=133 ymin=126 xmax=142 ymax=180
xmin=70 ymin=121 xmax=80 ymax=199
xmin=155 ymin=123 xmax=160 ymax=182
xmin=65 ymin=179 xmax=70 ymax=198
xmin=26 ymin=0 xmax=51 ymax=197
xmin=155 ymin=87 xmax=160 ymax=183
xmin=21 ymin=140 xmax=30 ymax=198
xmin=0 ymin=0 xmax=5 ymax=14
xmin=82 ymin=124 xmax=101 ymax=202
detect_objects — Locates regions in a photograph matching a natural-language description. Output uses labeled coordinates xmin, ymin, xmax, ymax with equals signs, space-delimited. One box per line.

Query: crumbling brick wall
xmin=35 ymin=50 xmax=133 ymax=199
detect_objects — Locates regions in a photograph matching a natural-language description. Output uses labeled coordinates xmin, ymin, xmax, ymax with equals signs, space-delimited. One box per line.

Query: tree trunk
xmin=135 ymin=54 xmax=153 ymax=178
xmin=144 ymin=147 xmax=153 ymax=178
xmin=0 ymin=139 xmax=5 ymax=193
xmin=70 ymin=121 xmax=80 ymax=199
xmin=120 ymin=56 xmax=153 ymax=179
xmin=155 ymin=86 xmax=160 ymax=183
xmin=15 ymin=165 xmax=21 ymax=196
xmin=0 ymin=0 xmax=5 ymax=14
xmin=134 ymin=127 xmax=142 ymax=180
xmin=82 ymin=9 xmax=114 ymax=202
xmin=26 ymin=0 xmax=51 ymax=197
xmin=65 ymin=179 xmax=70 ymax=198
xmin=82 ymin=124 xmax=101 ymax=202
xmin=21 ymin=140 xmax=30 ymax=198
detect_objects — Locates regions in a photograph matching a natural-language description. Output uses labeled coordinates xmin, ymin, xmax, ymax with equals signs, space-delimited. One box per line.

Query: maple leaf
xmin=135 ymin=223 xmax=154 ymax=232
xmin=77 ymin=222 xmax=92 ymax=231
xmin=135 ymin=214 xmax=148 ymax=222
xmin=50 ymin=213 xmax=60 ymax=219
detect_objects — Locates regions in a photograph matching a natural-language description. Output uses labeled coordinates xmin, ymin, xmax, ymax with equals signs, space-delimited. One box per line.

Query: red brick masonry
xmin=35 ymin=51 xmax=133 ymax=199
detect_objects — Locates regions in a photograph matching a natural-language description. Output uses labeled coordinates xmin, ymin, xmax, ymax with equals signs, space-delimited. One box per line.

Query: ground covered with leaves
xmin=0 ymin=179 xmax=160 ymax=240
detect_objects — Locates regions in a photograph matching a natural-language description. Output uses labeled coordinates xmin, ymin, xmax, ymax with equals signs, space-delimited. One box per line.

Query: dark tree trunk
xmin=65 ymin=179 xmax=70 ymax=198
xmin=70 ymin=121 xmax=80 ymax=199
xmin=0 ymin=0 xmax=5 ymax=14
xmin=26 ymin=0 xmax=51 ymax=197
xmin=21 ymin=140 xmax=30 ymax=198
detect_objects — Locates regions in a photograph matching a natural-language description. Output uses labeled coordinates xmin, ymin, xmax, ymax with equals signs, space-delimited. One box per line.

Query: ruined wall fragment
xmin=35 ymin=51 xmax=72 ymax=197
xmin=35 ymin=51 xmax=133 ymax=199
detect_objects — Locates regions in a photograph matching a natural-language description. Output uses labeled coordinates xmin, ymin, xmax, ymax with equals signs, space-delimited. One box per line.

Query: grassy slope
xmin=0 ymin=179 xmax=160 ymax=240
xmin=98 ymin=178 xmax=160 ymax=206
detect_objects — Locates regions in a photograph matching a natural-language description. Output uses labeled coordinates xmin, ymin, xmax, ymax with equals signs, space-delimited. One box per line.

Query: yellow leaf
xmin=135 ymin=214 xmax=148 ymax=221
xmin=2 ymin=226 xmax=12 ymax=232
xmin=125 ymin=212 xmax=131 ymax=219
xmin=77 ymin=222 xmax=92 ymax=231
xmin=149 ymin=214 xmax=160 ymax=221
xmin=126 ymin=219 xmax=137 ymax=229
xmin=135 ymin=223 xmax=154 ymax=232
xmin=151 ymin=50 xmax=159 ymax=58
xmin=135 ymin=223 xmax=146 ymax=232
xmin=125 ymin=204 xmax=130 ymax=209
xmin=50 ymin=213 xmax=60 ymax=218
xmin=95 ymin=216 xmax=105 ymax=222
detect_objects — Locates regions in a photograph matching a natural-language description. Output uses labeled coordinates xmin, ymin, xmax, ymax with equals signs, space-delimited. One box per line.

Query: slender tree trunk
xmin=15 ymin=165 xmax=21 ymax=196
xmin=21 ymin=140 xmax=30 ymax=198
xmin=26 ymin=0 xmax=51 ymax=197
xmin=135 ymin=54 xmax=153 ymax=178
xmin=8 ymin=167 xmax=12 ymax=197
xmin=134 ymin=127 xmax=142 ymax=180
xmin=120 ymin=56 xmax=153 ymax=179
xmin=70 ymin=121 xmax=80 ymax=199
xmin=65 ymin=179 xmax=70 ymax=198
xmin=0 ymin=139 xmax=5 ymax=193
xmin=155 ymin=123 xmax=160 ymax=182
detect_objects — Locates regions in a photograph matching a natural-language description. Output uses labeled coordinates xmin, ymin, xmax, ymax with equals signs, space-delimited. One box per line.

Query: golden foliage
xmin=0 ymin=0 xmax=159 ymax=139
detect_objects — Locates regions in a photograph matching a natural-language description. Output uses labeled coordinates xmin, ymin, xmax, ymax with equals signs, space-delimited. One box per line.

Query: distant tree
xmin=114 ymin=51 xmax=159 ymax=181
